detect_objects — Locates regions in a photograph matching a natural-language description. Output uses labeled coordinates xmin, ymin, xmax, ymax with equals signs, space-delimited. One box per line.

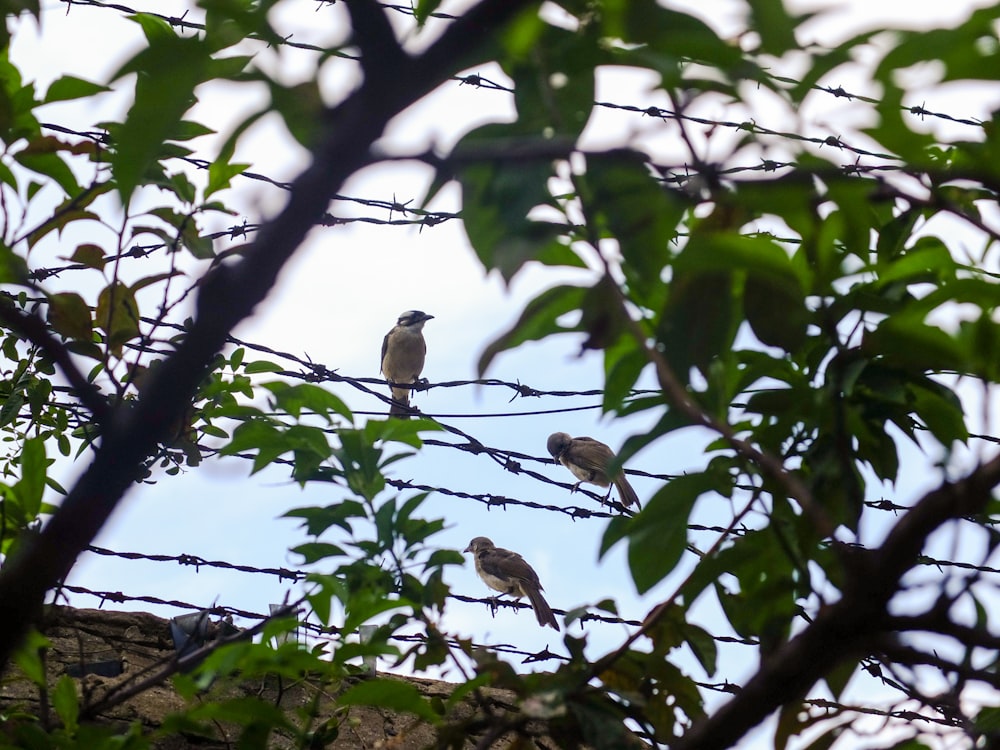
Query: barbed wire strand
xmin=8 ymin=3 xmax=997 ymax=738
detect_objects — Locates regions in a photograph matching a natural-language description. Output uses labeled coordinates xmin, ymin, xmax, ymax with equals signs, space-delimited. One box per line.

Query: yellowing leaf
xmin=95 ymin=281 xmax=140 ymax=356
xmin=47 ymin=292 xmax=93 ymax=341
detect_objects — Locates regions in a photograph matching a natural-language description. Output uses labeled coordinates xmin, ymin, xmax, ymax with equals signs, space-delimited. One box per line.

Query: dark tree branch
xmin=346 ymin=0 xmax=408 ymax=82
xmin=876 ymin=640 xmax=1000 ymax=690
xmin=0 ymin=0 xmax=540 ymax=668
xmin=886 ymin=612 xmax=1000 ymax=651
xmin=671 ymin=454 xmax=1000 ymax=750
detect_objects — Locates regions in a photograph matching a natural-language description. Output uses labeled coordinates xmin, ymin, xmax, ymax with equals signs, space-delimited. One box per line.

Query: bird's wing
xmin=479 ymin=547 xmax=543 ymax=589
xmin=567 ymin=436 xmax=614 ymax=472
xmin=380 ymin=328 xmax=392 ymax=374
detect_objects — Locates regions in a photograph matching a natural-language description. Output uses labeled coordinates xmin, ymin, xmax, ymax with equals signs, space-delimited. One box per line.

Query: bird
xmin=464 ymin=536 xmax=559 ymax=630
xmin=546 ymin=432 xmax=640 ymax=508
xmin=380 ymin=310 xmax=433 ymax=418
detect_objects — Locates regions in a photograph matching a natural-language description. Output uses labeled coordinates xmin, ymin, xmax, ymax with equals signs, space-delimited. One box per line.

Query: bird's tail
xmin=388 ymin=389 xmax=411 ymax=419
xmin=525 ymin=585 xmax=559 ymax=630
xmin=614 ymin=474 xmax=640 ymax=508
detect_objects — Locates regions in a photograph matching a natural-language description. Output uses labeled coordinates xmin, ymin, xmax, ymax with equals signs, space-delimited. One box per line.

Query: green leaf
xmin=14 ymin=437 xmax=46 ymax=521
xmin=264 ymin=382 xmax=353 ymax=423
xmin=423 ymin=548 xmax=464 ymax=571
xmin=244 ymin=360 xmax=284 ymax=374
xmin=0 ymin=243 xmax=30 ymax=285
xmin=220 ymin=419 xmax=285 ymax=474
xmin=68 ymin=243 xmax=107 ymax=270
xmin=26 ymin=208 xmax=99 ymax=248
xmin=477 ymin=283 xmax=587 ymax=375
xmin=678 ymin=231 xmax=808 ymax=288
xmin=910 ymin=378 xmax=968 ymax=446
xmin=603 ymin=335 xmax=649 ymax=414
xmin=0 ymin=160 xmax=17 ymax=190
xmin=414 ymin=0 xmax=442 ymax=24
xmin=129 ymin=11 xmax=175 ymax=43
xmin=603 ymin=472 xmax=718 ymax=594
xmin=683 ymin=622 xmax=718 ymax=676
xmin=863 ymin=314 xmax=969 ymax=374
xmin=43 ymin=75 xmax=111 ymax=103
xmin=170 ymin=119 xmax=216 ymax=141
xmin=290 ymin=541 xmax=345 ymax=564
xmin=110 ymin=21 xmax=211 ymax=202
xmin=284 ymin=500 xmax=366 ymax=536
xmin=206 ymin=109 xmax=264 ymax=200
xmin=746 ymin=0 xmax=801 ymax=56
xmin=0 ymin=52 xmax=41 ymax=141
xmin=658 ymin=270 xmax=737 ymax=382
xmin=876 ymin=6 xmax=1000 ymax=83
xmin=207 ymin=157 xmax=250 ymax=199
xmin=863 ymin=85 xmax=935 ymax=161
xmin=714 ymin=521 xmax=807 ymax=644
xmin=823 ymin=658 xmax=857 ymax=701
xmin=505 ymin=21 xmax=595 ymax=139
xmin=975 ymin=706 xmax=1000 ymax=736
xmin=454 ymin=123 xmax=573 ymax=283
xmin=12 ymin=629 xmax=50 ymax=686
xmin=343 ymin=593 xmax=406 ymax=635
xmin=789 ymin=31 xmax=877 ymax=102
xmin=13 ymin=148 xmax=81 ymax=197
xmin=338 ymin=678 xmax=439 ymax=723
xmin=305 ymin=575 xmax=337 ymax=624
xmin=621 ymin=0 xmax=747 ymax=75
xmin=0 ymin=363 xmax=29 ymax=429
xmin=52 ymin=674 xmax=79 ymax=734
xmin=875 ymin=208 xmax=921 ymax=264
xmin=585 ymin=151 xmax=683 ymax=307
xmin=876 ymin=236 xmax=957 ymax=287
xmin=268 ymin=79 xmax=325 ymax=148
xmin=743 ymin=272 xmax=809 ymax=352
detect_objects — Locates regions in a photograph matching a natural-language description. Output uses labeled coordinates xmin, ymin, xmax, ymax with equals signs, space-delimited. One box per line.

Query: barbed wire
xmin=56 ymin=0 xmax=989 ymax=135
xmin=56 ymin=0 xmax=359 ymax=58
xmin=56 ymin=579 xmax=969 ymax=732
xmin=8 ymin=5 xmax=999 ymax=739
xmin=56 ymin=580 xmax=574 ymax=667
xmin=64 ymin=561 xmax=759 ymax=647
xmin=25 ymin=0 xmax=994 ymax=285
xmin=12 ymin=294 xmax=1000 ymax=535
xmin=84 ymin=544 xmax=307 ymax=581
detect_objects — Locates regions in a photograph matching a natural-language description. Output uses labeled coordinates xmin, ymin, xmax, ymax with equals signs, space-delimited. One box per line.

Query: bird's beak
xmin=463 ymin=544 xmax=472 ymax=553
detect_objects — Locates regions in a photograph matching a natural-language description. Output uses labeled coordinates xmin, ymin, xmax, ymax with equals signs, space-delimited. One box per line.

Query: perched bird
xmin=546 ymin=432 xmax=639 ymax=508
xmin=380 ymin=310 xmax=433 ymax=418
xmin=464 ymin=536 xmax=559 ymax=630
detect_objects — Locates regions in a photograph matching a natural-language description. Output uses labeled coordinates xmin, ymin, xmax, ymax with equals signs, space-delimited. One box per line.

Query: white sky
xmin=7 ymin=0 xmax=1000 ymax=745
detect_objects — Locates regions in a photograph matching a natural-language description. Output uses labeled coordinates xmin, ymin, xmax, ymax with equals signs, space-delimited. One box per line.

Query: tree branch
xmin=0 ymin=0 xmax=540 ymax=668
xmin=670 ymin=454 xmax=1000 ymax=750
xmin=346 ymin=0 xmax=408 ymax=83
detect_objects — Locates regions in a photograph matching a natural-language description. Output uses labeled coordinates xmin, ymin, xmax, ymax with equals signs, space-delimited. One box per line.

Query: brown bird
xmin=464 ymin=536 xmax=559 ymax=630
xmin=380 ymin=310 xmax=433 ymax=418
xmin=546 ymin=432 xmax=639 ymax=507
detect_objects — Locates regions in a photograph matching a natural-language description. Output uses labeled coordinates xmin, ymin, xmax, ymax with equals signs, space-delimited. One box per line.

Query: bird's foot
xmin=570 ymin=481 xmax=581 ymax=495
xmin=413 ymin=377 xmax=431 ymax=393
